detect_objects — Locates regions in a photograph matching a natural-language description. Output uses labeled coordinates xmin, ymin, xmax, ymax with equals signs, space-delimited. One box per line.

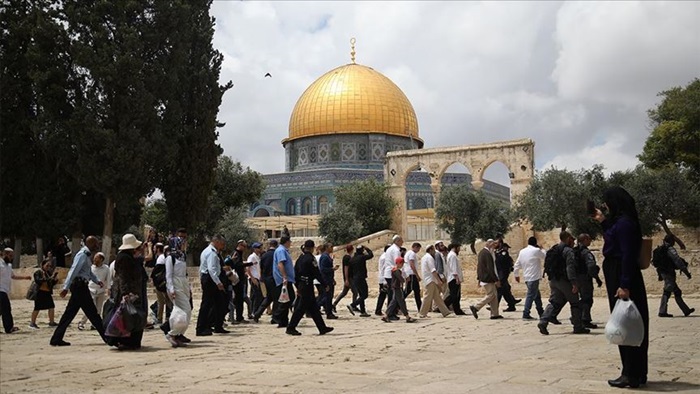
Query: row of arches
xmin=286 ymin=196 xmax=330 ymax=216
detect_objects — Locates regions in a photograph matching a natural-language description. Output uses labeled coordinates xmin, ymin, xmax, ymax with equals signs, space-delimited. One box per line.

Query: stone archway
xmin=384 ymin=138 xmax=535 ymax=235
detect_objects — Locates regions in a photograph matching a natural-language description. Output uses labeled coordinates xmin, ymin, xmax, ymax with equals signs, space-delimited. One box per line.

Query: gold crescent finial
xmin=350 ymin=37 xmax=356 ymax=64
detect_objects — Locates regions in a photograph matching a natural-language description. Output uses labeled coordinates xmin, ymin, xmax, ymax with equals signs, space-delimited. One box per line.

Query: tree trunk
xmin=659 ymin=219 xmax=686 ymax=250
xmin=470 ymin=241 xmax=476 ymax=254
xmin=36 ymin=237 xmax=43 ymax=267
xmin=102 ymin=196 xmax=114 ymax=258
xmin=13 ymin=238 xmax=21 ymax=267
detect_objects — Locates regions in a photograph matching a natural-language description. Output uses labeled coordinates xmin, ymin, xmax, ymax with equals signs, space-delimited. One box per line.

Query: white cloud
xmin=208 ymin=1 xmax=699 ymax=185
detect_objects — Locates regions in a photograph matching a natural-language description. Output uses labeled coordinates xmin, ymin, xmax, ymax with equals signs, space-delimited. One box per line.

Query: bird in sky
xmin=264 ymin=73 xmax=272 ymax=78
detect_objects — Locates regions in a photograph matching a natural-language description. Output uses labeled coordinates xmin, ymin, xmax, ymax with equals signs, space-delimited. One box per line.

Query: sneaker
xmin=48 ymin=322 xmax=58 ymax=327
xmin=29 ymin=323 xmax=40 ymax=330
xmin=165 ymin=334 xmax=180 ymax=348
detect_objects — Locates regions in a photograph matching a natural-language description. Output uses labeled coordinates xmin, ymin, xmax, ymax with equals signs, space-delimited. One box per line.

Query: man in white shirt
xmin=419 ymin=245 xmax=450 ymax=318
xmin=384 ymin=236 xmax=403 ymax=319
xmin=513 ymin=237 xmax=546 ymax=320
xmin=79 ymin=252 xmax=111 ymax=330
xmin=443 ymin=244 xmax=466 ymax=315
xmin=403 ymin=243 xmax=422 ymax=312
xmin=374 ymin=245 xmax=391 ymax=316
xmin=1 ymin=248 xmax=32 ymax=333
xmin=247 ymin=242 xmax=263 ymax=317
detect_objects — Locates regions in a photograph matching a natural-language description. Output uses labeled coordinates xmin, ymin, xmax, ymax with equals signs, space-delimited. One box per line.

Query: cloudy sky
xmin=209 ymin=1 xmax=699 ymax=185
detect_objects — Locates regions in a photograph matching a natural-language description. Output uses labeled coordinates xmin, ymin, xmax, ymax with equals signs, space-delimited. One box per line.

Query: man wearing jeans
xmin=272 ymin=237 xmax=296 ymax=328
xmin=513 ymin=237 xmax=546 ymax=320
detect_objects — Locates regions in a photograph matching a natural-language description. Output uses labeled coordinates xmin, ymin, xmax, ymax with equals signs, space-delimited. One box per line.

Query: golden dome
xmin=286 ymin=63 xmax=421 ymax=144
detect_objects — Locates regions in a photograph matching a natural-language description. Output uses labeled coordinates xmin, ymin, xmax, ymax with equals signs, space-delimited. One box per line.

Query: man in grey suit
xmin=469 ymin=239 xmax=503 ymax=320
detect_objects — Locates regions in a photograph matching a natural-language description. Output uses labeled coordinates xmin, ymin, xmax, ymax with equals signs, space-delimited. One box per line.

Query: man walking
xmin=655 ymin=235 xmax=694 ymax=318
xmin=513 ymin=237 xmax=546 ymax=320
xmin=286 ymin=240 xmax=334 ymax=336
xmin=272 ymin=237 xmax=296 ymax=328
xmin=247 ymin=242 xmax=264 ymax=319
xmin=318 ymin=243 xmax=338 ymax=319
xmin=469 ymin=239 xmax=503 ymax=320
xmin=1 ymin=248 xmax=32 ymax=334
xmin=50 ymin=236 xmax=106 ymax=346
xmin=576 ymin=234 xmax=603 ymax=328
xmin=347 ymin=245 xmax=374 ymax=317
xmin=403 ymin=243 xmax=422 ymax=312
xmin=537 ymin=231 xmax=589 ymax=335
xmin=252 ymin=239 xmax=278 ymax=323
xmin=419 ymin=245 xmax=450 ymax=318
xmin=196 ymin=235 xmax=230 ymax=336
xmin=495 ymin=243 xmax=520 ymax=312
xmin=443 ymin=244 xmax=466 ymax=315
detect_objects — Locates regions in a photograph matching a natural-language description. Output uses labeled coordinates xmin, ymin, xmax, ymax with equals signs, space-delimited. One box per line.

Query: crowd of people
xmin=0 ymin=187 xmax=695 ymax=388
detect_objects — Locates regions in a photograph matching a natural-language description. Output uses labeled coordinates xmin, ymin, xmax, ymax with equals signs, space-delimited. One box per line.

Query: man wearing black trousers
xmin=348 ymin=245 xmax=374 ymax=317
xmin=50 ymin=236 xmax=107 ymax=346
xmin=196 ymin=235 xmax=229 ymax=336
xmin=253 ymin=240 xmax=278 ymax=323
xmin=286 ymin=240 xmax=334 ymax=336
xmin=496 ymin=243 xmax=520 ymax=312
xmin=228 ymin=240 xmax=250 ymax=323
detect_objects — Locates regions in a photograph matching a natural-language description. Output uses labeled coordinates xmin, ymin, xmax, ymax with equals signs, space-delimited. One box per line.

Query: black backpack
xmin=544 ymin=246 xmax=567 ymax=280
xmin=572 ymin=245 xmax=588 ymax=274
xmin=652 ymin=245 xmax=673 ymax=271
xmin=150 ymin=260 xmax=167 ymax=292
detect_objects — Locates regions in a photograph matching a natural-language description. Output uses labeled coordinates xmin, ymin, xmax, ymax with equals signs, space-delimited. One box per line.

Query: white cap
xmin=3 ymin=247 xmax=13 ymax=252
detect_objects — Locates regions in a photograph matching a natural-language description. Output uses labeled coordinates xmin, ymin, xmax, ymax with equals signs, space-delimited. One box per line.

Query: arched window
xmin=318 ymin=196 xmax=329 ymax=215
xmin=301 ymin=197 xmax=312 ymax=215
xmin=254 ymin=208 xmax=270 ymax=217
xmin=413 ymin=197 xmax=427 ymax=210
xmin=286 ymin=199 xmax=296 ymax=215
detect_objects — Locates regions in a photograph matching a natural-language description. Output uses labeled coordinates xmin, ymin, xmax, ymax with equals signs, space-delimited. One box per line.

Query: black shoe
xmin=522 ymin=315 xmax=535 ymax=320
xmin=196 ymin=331 xmax=213 ymax=336
xmin=213 ymin=328 xmax=230 ymax=334
xmin=48 ymin=322 xmax=58 ymax=327
xmin=584 ymin=322 xmax=598 ymax=329
xmin=514 ymin=299 xmax=522 ymax=305
xmin=160 ymin=324 xmax=169 ymax=335
xmin=277 ymin=323 xmax=288 ymax=328
xmin=490 ymin=315 xmax=504 ymax=320
xmin=270 ymin=318 xmax=279 ymax=325
xmin=253 ymin=316 xmax=260 ymax=323
xmin=548 ymin=317 xmax=562 ymax=325
xmin=503 ymin=306 xmax=516 ymax=312
xmin=286 ymin=328 xmax=302 ymax=336
xmin=176 ymin=335 xmax=192 ymax=343
xmin=50 ymin=340 xmax=71 ymax=347
xmin=684 ymin=308 xmax=695 ymax=317
xmin=454 ymin=311 xmax=467 ymax=316
xmin=469 ymin=305 xmax=479 ymax=319
xmin=537 ymin=321 xmax=549 ymax=335
xmin=326 ymin=314 xmax=338 ymax=320
xmin=352 ymin=305 xmax=361 ymax=312
xmin=247 ymin=315 xmax=254 ymax=320
xmin=607 ymin=375 xmax=639 ymax=388
xmin=319 ymin=327 xmax=334 ymax=335
xmin=374 ymin=312 xmax=383 ymax=316
xmin=359 ymin=313 xmax=370 ymax=317
xmin=573 ymin=328 xmax=591 ymax=334
xmin=332 ymin=306 xmax=337 ymax=313
xmin=346 ymin=305 xmax=356 ymax=316
xmin=388 ymin=315 xmax=400 ymax=321
xmin=658 ymin=313 xmax=674 ymax=318
xmin=640 ymin=376 xmax=647 ymax=385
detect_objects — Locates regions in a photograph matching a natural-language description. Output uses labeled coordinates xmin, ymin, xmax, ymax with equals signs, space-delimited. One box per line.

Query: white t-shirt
xmin=0 ymin=260 xmax=13 ymax=294
xmin=378 ymin=253 xmax=387 ymax=284
xmin=513 ymin=245 xmax=546 ymax=282
xmin=421 ymin=253 xmax=437 ymax=286
xmin=446 ymin=251 xmax=463 ymax=283
xmin=89 ymin=264 xmax=112 ymax=295
xmin=384 ymin=244 xmax=401 ymax=278
xmin=403 ymin=250 xmax=417 ymax=276
xmin=156 ymin=254 xmax=166 ymax=266
xmin=247 ymin=253 xmax=261 ymax=280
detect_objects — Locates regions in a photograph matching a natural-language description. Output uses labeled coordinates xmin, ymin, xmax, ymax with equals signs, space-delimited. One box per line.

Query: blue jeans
xmin=523 ymin=280 xmax=543 ymax=318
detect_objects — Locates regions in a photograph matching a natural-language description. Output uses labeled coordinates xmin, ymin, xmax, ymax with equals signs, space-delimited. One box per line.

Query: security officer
xmin=495 ymin=242 xmax=520 ymax=312
xmin=286 ymin=240 xmax=334 ymax=336
xmin=657 ymin=235 xmax=694 ymax=317
xmin=538 ymin=231 xmax=589 ymax=336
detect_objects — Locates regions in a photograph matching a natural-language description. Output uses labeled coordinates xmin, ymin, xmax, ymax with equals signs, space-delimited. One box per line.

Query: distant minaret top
xmin=350 ymin=37 xmax=356 ymax=64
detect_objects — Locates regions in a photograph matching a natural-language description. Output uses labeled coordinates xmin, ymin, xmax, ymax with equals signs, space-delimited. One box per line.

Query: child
xmin=30 ymin=259 xmax=59 ymax=329
xmin=382 ymin=257 xmax=416 ymax=323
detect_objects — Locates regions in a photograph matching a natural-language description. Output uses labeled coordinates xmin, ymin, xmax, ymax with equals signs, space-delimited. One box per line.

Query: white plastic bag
xmin=605 ymin=299 xmax=644 ymax=347
xmin=170 ymin=305 xmax=189 ymax=333
xmin=278 ymin=285 xmax=290 ymax=303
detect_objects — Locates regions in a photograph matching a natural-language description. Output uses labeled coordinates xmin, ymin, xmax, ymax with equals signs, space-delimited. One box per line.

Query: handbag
xmin=25 ymin=281 xmax=38 ymax=301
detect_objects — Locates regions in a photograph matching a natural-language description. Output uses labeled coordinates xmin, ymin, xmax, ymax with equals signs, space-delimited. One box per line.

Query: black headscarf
xmin=602 ymin=186 xmax=642 ymax=236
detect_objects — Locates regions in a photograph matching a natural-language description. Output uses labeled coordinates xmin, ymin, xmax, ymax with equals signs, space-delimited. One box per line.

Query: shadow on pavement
xmin=645 ymin=380 xmax=700 ymax=392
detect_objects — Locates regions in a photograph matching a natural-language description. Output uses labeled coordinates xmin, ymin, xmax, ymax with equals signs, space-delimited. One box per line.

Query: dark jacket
xmin=295 ymin=251 xmax=322 ymax=291
xmin=349 ymin=248 xmax=374 ymax=279
xmin=477 ymin=248 xmax=499 ymax=283
xmin=556 ymin=242 xmax=578 ymax=283
xmin=319 ymin=252 xmax=334 ymax=284
xmin=495 ymin=250 xmax=513 ymax=280
xmin=260 ymin=248 xmax=275 ymax=280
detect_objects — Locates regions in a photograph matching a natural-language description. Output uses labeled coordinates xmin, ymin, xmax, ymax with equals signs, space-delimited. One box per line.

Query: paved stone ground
xmin=1 ymin=296 xmax=699 ymax=393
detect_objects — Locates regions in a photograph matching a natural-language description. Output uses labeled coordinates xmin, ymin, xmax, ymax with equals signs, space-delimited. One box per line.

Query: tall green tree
xmin=639 ymin=78 xmax=700 ymax=182
xmin=617 ymin=166 xmax=700 ymax=249
xmin=156 ymin=0 xmax=233 ymax=233
xmin=333 ymin=178 xmax=397 ymax=235
xmin=436 ymin=186 xmax=512 ymax=253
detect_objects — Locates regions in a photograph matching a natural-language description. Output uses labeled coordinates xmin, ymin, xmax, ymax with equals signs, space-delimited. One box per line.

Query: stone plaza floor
xmin=1 ymin=295 xmax=699 ymax=393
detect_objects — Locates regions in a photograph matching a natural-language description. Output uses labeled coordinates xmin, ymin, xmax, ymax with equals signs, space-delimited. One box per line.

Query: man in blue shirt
xmin=196 ymin=235 xmax=229 ymax=336
xmin=50 ymin=236 xmax=107 ymax=347
xmin=272 ymin=236 xmax=295 ymax=328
